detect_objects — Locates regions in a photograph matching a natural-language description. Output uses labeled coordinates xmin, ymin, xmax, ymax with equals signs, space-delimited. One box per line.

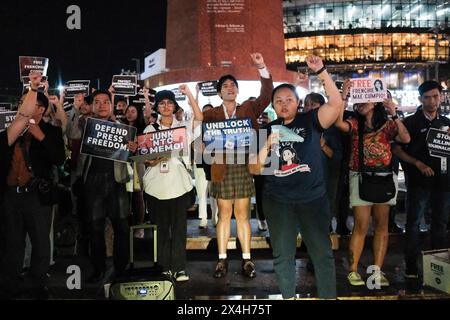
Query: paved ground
xmin=11 ymin=218 xmax=450 ymax=301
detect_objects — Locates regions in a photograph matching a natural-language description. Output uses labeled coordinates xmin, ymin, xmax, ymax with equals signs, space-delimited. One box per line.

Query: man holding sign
xmin=76 ymin=90 xmax=137 ymax=283
xmin=394 ymin=81 xmax=450 ymax=279
xmin=0 ymin=71 xmax=65 ymax=299
xmin=203 ymin=53 xmax=273 ymax=279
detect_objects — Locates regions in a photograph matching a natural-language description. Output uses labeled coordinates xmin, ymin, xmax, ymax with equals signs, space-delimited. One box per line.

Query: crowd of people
xmin=0 ymin=53 xmax=449 ymax=300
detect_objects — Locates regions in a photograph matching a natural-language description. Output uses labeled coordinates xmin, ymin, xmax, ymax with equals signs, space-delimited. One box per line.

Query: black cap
xmin=155 ymin=90 xmax=180 ymax=114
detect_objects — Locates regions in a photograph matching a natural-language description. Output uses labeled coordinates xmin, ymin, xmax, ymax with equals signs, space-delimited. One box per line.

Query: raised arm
xmin=7 ymin=72 xmax=41 ymax=146
xmin=383 ymin=99 xmax=410 ymax=144
xmin=306 ymin=56 xmax=342 ymax=129
xmin=179 ymin=84 xmax=203 ymax=122
xmin=334 ymin=79 xmax=352 ymax=133
xmin=49 ymin=93 xmax=68 ymax=133
xmin=249 ymin=53 xmax=274 ymax=118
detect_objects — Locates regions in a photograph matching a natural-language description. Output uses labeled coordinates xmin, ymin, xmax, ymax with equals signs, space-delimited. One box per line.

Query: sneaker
xmin=199 ymin=219 xmax=208 ymax=229
xmin=213 ymin=259 xmax=228 ymax=278
xmin=375 ymin=271 xmax=390 ymax=287
xmin=174 ymin=271 xmax=189 ymax=282
xmin=162 ymin=270 xmax=172 ymax=277
xmin=258 ymin=220 xmax=268 ymax=232
xmin=242 ymin=259 xmax=256 ymax=278
xmin=133 ymin=229 xmax=145 ymax=239
xmin=347 ymin=272 xmax=365 ymax=286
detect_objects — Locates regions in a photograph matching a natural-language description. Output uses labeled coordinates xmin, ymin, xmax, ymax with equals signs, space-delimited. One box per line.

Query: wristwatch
xmin=391 ymin=114 xmax=399 ymax=121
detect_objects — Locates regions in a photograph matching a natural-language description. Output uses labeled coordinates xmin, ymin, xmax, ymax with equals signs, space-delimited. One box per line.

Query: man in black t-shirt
xmin=395 ymin=81 xmax=450 ymax=278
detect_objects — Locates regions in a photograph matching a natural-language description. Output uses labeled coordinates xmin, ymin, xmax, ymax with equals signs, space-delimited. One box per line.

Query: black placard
xmin=64 ymin=80 xmax=90 ymax=98
xmin=19 ymin=56 xmax=49 ymax=79
xmin=0 ymin=103 xmax=12 ymax=111
xmin=171 ymin=88 xmax=186 ymax=102
xmin=80 ymin=118 xmax=137 ymax=163
xmin=426 ymin=128 xmax=450 ymax=158
xmin=0 ymin=111 xmax=17 ymax=132
xmin=198 ymin=81 xmax=218 ymax=97
xmin=112 ymin=75 xmax=138 ymax=96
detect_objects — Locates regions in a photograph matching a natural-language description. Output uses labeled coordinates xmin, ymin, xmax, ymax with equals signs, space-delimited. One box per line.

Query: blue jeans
xmin=264 ymin=195 xmax=336 ymax=299
xmin=405 ymin=185 xmax=450 ymax=269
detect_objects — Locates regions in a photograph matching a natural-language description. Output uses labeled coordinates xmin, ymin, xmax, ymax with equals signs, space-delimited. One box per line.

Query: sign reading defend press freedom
xmin=0 ymin=111 xmax=17 ymax=132
xmin=112 ymin=75 xmax=138 ymax=96
xmin=80 ymin=118 xmax=137 ymax=163
xmin=426 ymin=128 xmax=450 ymax=158
xmin=19 ymin=56 xmax=49 ymax=79
xmin=198 ymin=81 xmax=218 ymax=97
xmin=350 ymin=78 xmax=387 ymax=104
xmin=203 ymin=118 xmax=254 ymax=152
xmin=64 ymin=80 xmax=90 ymax=98
xmin=131 ymin=127 xmax=187 ymax=162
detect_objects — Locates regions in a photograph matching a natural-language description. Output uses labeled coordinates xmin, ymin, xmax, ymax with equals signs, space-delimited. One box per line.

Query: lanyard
xmin=223 ymin=104 xmax=237 ymax=120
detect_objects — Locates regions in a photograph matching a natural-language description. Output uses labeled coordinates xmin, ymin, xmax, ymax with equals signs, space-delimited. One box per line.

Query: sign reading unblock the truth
xmin=81 ymin=118 xmax=137 ymax=163
xmin=203 ymin=118 xmax=254 ymax=151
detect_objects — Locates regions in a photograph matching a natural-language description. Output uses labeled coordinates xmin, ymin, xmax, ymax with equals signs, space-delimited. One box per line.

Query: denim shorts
xmin=349 ymin=171 xmax=398 ymax=208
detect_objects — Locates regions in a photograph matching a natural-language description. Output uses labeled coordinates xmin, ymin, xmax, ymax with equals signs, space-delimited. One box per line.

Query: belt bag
xmin=357 ymin=119 xmax=395 ymax=203
xmin=359 ymin=172 xmax=395 ymax=203
xmin=19 ymin=138 xmax=59 ymax=206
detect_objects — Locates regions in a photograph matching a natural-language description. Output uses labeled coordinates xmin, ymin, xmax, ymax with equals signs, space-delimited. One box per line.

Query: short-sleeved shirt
xmin=401 ymin=108 xmax=450 ymax=190
xmin=347 ymin=118 xmax=398 ymax=172
xmin=263 ymin=109 xmax=326 ymax=203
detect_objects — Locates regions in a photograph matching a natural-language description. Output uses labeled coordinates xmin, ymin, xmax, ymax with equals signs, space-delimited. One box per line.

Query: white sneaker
xmin=347 ymin=272 xmax=365 ymax=286
xmin=174 ymin=271 xmax=189 ymax=282
xmin=199 ymin=219 xmax=208 ymax=229
xmin=258 ymin=220 xmax=268 ymax=231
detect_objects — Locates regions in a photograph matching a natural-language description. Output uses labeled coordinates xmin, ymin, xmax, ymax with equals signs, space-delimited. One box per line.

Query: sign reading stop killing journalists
xmin=350 ymin=78 xmax=387 ymax=104
xmin=64 ymin=80 xmax=90 ymax=98
xmin=112 ymin=75 xmax=138 ymax=96
xmin=203 ymin=118 xmax=254 ymax=152
xmin=0 ymin=111 xmax=17 ymax=132
xmin=198 ymin=81 xmax=218 ymax=97
xmin=426 ymin=128 xmax=450 ymax=158
xmin=81 ymin=118 xmax=137 ymax=163
xmin=131 ymin=127 xmax=187 ymax=162
xmin=19 ymin=56 xmax=49 ymax=79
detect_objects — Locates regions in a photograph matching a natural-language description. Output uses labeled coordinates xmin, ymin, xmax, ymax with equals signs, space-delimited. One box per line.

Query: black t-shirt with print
xmin=263 ymin=109 xmax=327 ymax=203
xmin=402 ymin=109 xmax=450 ymax=190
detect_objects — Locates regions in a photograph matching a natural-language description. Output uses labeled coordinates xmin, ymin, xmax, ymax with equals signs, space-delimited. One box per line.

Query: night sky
xmin=0 ymin=1 xmax=167 ymax=97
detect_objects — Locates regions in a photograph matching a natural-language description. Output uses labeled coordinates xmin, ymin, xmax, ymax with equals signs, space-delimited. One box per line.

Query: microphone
xmin=21 ymin=119 xmax=35 ymax=136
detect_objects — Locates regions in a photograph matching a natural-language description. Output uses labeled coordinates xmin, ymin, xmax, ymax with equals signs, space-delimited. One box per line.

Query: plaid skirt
xmin=210 ymin=164 xmax=255 ymax=200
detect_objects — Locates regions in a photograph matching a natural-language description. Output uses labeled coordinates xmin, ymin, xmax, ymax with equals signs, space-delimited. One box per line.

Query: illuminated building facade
xmin=283 ymin=0 xmax=450 ymax=110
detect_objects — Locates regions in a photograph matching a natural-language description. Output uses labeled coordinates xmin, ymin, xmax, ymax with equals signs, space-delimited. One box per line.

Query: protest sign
xmin=0 ymin=111 xmax=17 ymax=132
xmin=22 ymin=76 xmax=47 ymax=94
xmin=350 ymin=78 xmax=387 ymax=104
xmin=198 ymin=81 xmax=218 ymax=97
xmin=80 ymin=118 xmax=137 ymax=163
xmin=426 ymin=128 xmax=450 ymax=158
xmin=131 ymin=127 xmax=187 ymax=162
xmin=64 ymin=80 xmax=90 ymax=98
xmin=19 ymin=56 xmax=49 ymax=79
xmin=0 ymin=103 xmax=12 ymax=111
xmin=171 ymin=87 xmax=186 ymax=102
xmin=112 ymin=75 xmax=138 ymax=96
xmin=203 ymin=118 xmax=254 ymax=152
